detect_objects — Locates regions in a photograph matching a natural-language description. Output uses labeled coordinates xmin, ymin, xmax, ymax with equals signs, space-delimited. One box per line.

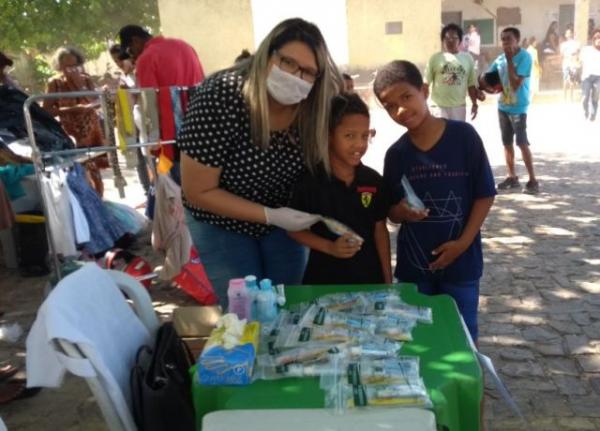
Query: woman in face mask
xmin=178 ymin=18 xmax=342 ymax=308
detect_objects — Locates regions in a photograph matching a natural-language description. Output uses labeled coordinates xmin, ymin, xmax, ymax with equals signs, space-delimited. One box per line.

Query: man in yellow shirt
xmin=425 ymin=23 xmax=480 ymax=121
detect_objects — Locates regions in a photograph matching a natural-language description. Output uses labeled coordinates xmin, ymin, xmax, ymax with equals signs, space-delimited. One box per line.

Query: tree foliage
xmin=0 ymin=0 xmax=160 ymax=59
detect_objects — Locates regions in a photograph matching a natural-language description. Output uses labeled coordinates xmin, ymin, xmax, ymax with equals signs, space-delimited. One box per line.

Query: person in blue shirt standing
xmin=375 ymin=60 xmax=496 ymax=341
xmin=486 ymin=27 xmax=539 ymax=194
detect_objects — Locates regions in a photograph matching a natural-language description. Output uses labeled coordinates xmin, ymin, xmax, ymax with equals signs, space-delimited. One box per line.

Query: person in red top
xmin=118 ymin=25 xmax=205 ymax=184
xmin=117 ymin=24 xmax=204 ymax=88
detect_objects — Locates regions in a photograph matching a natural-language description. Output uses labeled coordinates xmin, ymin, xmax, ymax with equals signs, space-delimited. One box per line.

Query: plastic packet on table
xmin=311 ymin=292 xmax=365 ymax=311
xmin=257 ymin=341 xmax=346 ymax=367
xmin=359 ymin=289 xmax=402 ymax=304
xmin=346 ymin=337 xmax=403 ymax=359
xmin=274 ymin=324 xmax=371 ymax=348
xmin=356 ymin=301 xmax=433 ymax=324
xmin=374 ymin=316 xmax=417 ymax=341
xmin=253 ymin=358 xmax=341 ymax=381
xmin=347 ymin=357 xmax=421 ymax=385
xmin=326 ymin=379 xmax=432 ymax=411
xmin=320 ymin=356 xmax=421 ymax=389
xmin=306 ymin=306 xmax=378 ymax=333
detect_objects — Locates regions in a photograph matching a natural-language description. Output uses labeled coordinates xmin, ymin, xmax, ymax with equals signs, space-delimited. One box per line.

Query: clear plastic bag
xmin=326 ymin=379 xmax=432 ymax=410
xmin=274 ymin=324 xmax=371 ymax=348
xmin=347 ymin=357 xmax=421 ymax=385
xmin=257 ymin=342 xmax=345 ymax=367
xmin=374 ymin=316 xmax=417 ymax=341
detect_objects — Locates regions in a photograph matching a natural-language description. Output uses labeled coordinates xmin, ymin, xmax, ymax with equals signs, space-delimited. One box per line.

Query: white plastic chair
xmin=53 ymin=269 xmax=160 ymax=431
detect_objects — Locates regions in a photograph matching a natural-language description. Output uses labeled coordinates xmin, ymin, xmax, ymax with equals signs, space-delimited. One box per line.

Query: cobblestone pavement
xmin=1 ymin=97 xmax=599 ymax=430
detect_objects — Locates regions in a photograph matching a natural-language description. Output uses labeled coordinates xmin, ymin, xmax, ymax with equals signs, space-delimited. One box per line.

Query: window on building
xmin=463 ymin=18 xmax=495 ymax=45
xmin=385 ymin=21 xmax=403 ymax=35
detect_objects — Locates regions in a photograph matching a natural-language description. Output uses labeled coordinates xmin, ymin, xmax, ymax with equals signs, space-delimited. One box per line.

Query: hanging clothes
xmin=140 ymin=89 xmax=160 ymax=145
xmin=64 ymin=178 xmax=90 ymax=245
xmin=115 ymin=88 xmax=136 ymax=152
xmin=170 ymin=87 xmax=184 ymax=137
xmin=40 ymin=170 xmax=77 ymax=257
xmin=0 ymin=181 xmax=14 ymax=230
xmin=66 ymin=163 xmax=127 ymax=255
xmin=0 ymin=164 xmax=35 ymax=200
xmin=156 ymin=87 xmax=175 ymax=161
xmin=151 ymin=174 xmax=191 ymax=280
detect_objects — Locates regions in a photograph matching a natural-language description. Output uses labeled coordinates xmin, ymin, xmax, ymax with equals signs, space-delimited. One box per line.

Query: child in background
xmin=289 ymin=93 xmax=392 ymax=285
xmin=374 ymin=60 xmax=496 ymax=341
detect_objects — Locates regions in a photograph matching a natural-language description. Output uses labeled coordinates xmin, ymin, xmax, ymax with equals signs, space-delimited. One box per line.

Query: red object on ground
xmin=104 ymin=249 xmax=153 ymax=289
xmin=172 ymin=247 xmax=217 ymax=305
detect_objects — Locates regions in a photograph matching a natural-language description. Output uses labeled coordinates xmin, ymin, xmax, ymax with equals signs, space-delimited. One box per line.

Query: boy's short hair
xmin=329 ymin=93 xmax=369 ymax=132
xmin=342 ymin=73 xmax=352 ymax=80
xmin=373 ymin=60 xmax=423 ymax=98
xmin=441 ymin=23 xmax=463 ymax=42
xmin=502 ymin=27 xmax=521 ymax=41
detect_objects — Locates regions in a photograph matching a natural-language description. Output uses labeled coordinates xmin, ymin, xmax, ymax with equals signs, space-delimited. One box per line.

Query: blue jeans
xmin=582 ymin=75 xmax=600 ymax=120
xmin=185 ymin=209 xmax=307 ymax=309
xmin=415 ymin=279 xmax=480 ymax=341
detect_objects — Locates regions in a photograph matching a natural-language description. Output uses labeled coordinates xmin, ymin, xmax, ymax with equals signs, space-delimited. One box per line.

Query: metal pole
xmin=23 ymin=95 xmax=63 ymax=280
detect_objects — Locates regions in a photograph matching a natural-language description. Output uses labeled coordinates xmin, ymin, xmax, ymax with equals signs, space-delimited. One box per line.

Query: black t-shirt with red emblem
xmin=290 ymin=163 xmax=391 ymax=284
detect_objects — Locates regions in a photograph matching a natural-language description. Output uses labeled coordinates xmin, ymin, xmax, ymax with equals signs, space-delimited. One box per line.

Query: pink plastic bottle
xmin=227 ymin=278 xmax=251 ymax=320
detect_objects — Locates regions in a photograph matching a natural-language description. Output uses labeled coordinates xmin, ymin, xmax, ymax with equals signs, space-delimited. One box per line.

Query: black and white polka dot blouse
xmin=177 ymin=70 xmax=305 ymax=238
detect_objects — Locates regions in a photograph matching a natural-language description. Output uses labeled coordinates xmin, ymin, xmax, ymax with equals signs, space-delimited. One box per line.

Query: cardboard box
xmin=173 ymin=306 xmax=222 ymax=360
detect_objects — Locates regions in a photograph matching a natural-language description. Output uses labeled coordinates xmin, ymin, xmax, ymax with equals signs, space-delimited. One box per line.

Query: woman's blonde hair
xmin=232 ymin=18 xmax=342 ymax=173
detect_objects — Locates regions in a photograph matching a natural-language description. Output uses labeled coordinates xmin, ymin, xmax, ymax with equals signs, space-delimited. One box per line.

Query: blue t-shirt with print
xmin=383 ymin=120 xmax=496 ymax=283
xmin=488 ymin=48 xmax=532 ymax=114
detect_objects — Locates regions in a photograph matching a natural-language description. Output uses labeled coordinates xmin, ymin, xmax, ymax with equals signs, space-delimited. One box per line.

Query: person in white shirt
xmin=580 ymin=28 xmax=600 ymax=121
xmin=559 ymin=29 xmax=581 ymax=101
xmin=464 ymin=25 xmax=481 ymax=72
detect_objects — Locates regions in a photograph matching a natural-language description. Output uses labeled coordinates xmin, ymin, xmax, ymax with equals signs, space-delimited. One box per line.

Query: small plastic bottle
xmin=227 ymin=278 xmax=251 ymax=321
xmin=257 ymin=278 xmax=278 ymax=323
xmin=244 ymin=275 xmax=259 ymax=320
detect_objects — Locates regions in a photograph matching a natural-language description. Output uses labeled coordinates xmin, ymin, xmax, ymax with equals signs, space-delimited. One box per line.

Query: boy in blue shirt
xmin=374 ymin=60 xmax=496 ymax=341
xmin=485 ymin=27 xmax=539 ymax=194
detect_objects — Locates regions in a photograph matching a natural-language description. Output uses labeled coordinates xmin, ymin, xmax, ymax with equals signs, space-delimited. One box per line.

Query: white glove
xmin=264 ymin=207 xmax=321 ymax=232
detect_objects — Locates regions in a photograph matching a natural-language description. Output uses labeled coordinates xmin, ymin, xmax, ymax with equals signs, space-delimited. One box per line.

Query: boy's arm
xmin=288 ymin=230 xmax=360 ymax=259
xmin=429 ymin=196 xmax=495 ymax=270
xmin=374 ymin=220 xmax=392 ymax=283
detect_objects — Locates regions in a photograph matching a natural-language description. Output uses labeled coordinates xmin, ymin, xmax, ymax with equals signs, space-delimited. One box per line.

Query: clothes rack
xmin=23 ymin=87 xmax=185 ymax=281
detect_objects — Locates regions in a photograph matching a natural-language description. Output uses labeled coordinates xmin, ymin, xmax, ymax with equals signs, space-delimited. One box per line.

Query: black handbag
xmin=131 ymin=322 xmax=196 ymax=431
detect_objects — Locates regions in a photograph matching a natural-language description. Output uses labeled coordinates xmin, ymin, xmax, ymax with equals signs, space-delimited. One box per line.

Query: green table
xmin=192 ymin=284 xmax=482 ymax=431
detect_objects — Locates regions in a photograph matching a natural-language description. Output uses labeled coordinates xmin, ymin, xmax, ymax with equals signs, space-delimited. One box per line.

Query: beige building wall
xmin=442 ymin=0 xmax=600 ymax=46
xmin=157 ymin=0 xmax=255 ymax=74
xmin=346 ymin=0 xmax=442 ymax=70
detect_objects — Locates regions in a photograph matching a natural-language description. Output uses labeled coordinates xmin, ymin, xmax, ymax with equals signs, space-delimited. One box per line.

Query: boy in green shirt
xmin=425 ymin=23 xmax=480 ymax=121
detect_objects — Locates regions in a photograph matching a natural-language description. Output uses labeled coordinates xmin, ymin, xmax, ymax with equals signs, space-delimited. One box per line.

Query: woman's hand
xmin=264 ymin=207 xmax=321 ymax=231
xmin=327 ymin=233 xmax=362 ymax=258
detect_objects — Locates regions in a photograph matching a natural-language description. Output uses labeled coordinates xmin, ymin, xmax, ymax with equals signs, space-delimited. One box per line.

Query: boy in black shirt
xmin=289 ymin=93 xmax=391 ymax=284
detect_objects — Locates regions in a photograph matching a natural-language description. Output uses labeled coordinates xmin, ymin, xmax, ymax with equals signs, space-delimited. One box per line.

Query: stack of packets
xmin=198 ymin=314 xmax=260 ymax=385
xmin=255 ymin=290 xmax=433 ymax=411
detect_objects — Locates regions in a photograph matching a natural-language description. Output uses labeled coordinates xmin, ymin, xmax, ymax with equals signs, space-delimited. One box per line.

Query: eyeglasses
xmin=274 ymin=50 xmax=320 ymax=83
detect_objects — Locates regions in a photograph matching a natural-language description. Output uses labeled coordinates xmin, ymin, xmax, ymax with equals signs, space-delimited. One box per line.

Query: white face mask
xmin=266 ymin=64 xmax=314 ymax=105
